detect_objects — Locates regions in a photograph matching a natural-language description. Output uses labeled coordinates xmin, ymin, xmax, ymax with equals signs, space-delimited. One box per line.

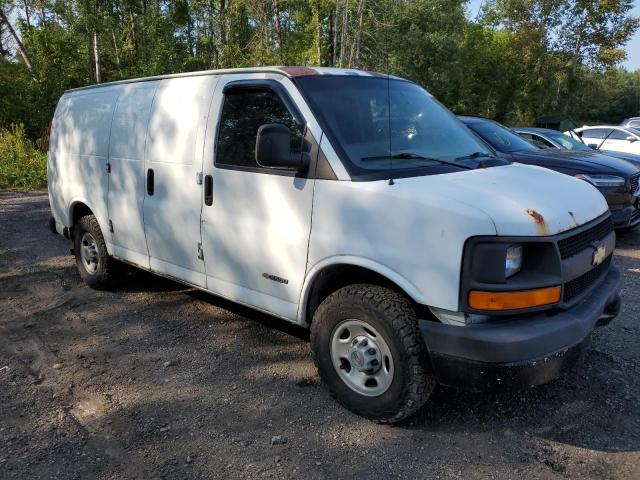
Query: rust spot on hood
xmin=526 ymin=208 xmax=545 ymax=224
xmin=526 ymin=208 xmax=549 ymax=235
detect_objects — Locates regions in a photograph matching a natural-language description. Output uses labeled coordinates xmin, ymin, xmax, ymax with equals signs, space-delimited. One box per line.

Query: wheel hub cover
xmin=348 ymin=336 xmax=382 ymax=374
xmin=350 ymin=351 xmax=364 ymax=368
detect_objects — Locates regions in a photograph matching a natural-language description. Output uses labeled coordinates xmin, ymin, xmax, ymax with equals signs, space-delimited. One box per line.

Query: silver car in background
xmin=621 ymin=117 xmax=640 ymax=128
xmin=515 ymin=127 xmax=640 ymax=167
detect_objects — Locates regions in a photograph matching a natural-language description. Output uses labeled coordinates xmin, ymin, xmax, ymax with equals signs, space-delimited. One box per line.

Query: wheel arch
xmin=298 ymin=257 xmax=427 ymax=327
xmin=67 ymin=199 xmax=96 ymax=239
xmin=69 ymin=200 xmax=95 ymax=224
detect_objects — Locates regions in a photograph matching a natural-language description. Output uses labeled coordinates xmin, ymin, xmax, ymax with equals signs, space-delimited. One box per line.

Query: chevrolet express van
xmin=48 ymin=67 xmax=621 ymax=423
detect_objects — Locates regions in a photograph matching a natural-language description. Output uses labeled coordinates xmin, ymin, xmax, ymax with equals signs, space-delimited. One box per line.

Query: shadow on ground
xmin=1 ymin=191 xmax=639 ymax=479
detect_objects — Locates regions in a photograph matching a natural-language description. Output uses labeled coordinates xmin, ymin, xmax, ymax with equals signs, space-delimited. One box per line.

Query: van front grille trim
xmin=557 ymin=216 xmax=614 ymax=260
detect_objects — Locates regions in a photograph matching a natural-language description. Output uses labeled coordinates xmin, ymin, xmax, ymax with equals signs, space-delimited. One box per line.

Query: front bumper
xmin=609 ymin=198 xmax=640 ymax=229
xmin=420 ymin=265 xmax=621 ymax=391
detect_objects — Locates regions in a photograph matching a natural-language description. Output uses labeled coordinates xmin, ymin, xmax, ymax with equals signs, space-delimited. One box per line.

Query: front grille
xmin=631 ymin=208 xmax=640 ymax=224
xmin=563 ymin=254 xmax=612 ymax=303
xmin=557 ymin=216 xmax=613 ymax=259
xmin=631 ymin=173 xmax=639 ymax=194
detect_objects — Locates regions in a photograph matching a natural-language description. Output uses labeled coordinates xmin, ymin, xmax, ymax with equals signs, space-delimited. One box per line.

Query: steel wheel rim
xmin=330 ymin=319 xmax=394 ymax=397
xmin=80 ymin=232 xmax=99 ymax=274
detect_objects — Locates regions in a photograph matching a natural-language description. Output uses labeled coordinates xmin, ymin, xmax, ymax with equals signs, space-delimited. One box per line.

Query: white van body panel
xmin=306 ymin=178 xmax=498 ymax=314
xmin=199 ymin=168 xmax=313 ymax=319
xmin=143 ymin=75 xmax=217 ymax=287
xmin=107 ymin=83 xmax=158 ymax=268
xmin=199 ymin=74 xmax=315 ymax=320
xmin=49 ymin=89 xmax=120 ymax=238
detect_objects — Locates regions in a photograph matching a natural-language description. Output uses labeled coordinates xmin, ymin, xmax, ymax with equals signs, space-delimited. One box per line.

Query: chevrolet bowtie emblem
xmin=592 ymin=244 xmax=607 ymax=266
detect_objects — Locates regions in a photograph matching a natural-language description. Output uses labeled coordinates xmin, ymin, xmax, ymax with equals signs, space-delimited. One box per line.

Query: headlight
xmin=575 ymin=174 xmax=625 ymax=187
xmin=505 ymin=244 xmax=522 ymax=278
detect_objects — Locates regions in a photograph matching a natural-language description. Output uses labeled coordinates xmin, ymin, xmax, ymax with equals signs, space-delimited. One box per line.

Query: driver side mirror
xmin=626 ymin=136 xmax=637 ymax=143
xmin=255 ymin=123 xmax=310 ymax=171
xmin=587 ymin=143 xmax=598 ymax=149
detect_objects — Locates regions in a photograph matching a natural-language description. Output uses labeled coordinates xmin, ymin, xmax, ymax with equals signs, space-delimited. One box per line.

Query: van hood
xmin=394 ymin=163 xmax=609 ymax=236
xmin=509 ymin=148 xmax=639 ymax=176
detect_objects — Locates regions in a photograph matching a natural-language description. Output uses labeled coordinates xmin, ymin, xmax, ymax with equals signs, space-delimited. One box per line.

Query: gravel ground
xmin=1 ymin=190 xmax=639 ymax=480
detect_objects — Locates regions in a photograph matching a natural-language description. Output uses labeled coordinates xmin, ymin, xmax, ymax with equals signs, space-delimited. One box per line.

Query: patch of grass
xmin=0 ymin=124 xmax=47 ymax=190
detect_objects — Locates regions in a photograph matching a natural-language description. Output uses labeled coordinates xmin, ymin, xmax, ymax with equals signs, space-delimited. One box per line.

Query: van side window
xmin=216 ymin=89 xmax=302 ymax=168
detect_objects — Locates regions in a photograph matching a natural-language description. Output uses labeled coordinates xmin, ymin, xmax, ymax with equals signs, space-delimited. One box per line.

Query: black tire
xmin=48 ymin=216 xmax=57 ymax=235
xmin=73 ymin=214 xmax=120 ymax=289
xmin=310 ymin=284 xmax=435 ymax=423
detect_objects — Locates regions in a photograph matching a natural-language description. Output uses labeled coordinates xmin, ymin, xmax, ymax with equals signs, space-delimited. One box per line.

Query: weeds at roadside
xmin=0 ymin=124 xmax=47 ymax=190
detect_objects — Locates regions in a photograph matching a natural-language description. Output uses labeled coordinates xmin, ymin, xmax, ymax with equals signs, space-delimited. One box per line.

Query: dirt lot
xmin=1 ymin=190 xmax=640 ymax=480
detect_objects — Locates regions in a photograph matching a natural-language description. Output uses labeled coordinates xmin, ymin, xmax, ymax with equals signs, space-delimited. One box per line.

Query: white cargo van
xmin=48 ymin=67 xmax=621 ymax=423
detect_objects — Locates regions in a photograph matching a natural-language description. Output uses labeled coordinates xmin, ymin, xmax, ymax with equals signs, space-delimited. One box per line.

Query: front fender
xmin=297 ymin=255 xmax=426 ymax=326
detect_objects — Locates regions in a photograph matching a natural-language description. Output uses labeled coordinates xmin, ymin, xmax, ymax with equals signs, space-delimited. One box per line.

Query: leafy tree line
xmin=1 ymin=0 xmax=639 ymax=143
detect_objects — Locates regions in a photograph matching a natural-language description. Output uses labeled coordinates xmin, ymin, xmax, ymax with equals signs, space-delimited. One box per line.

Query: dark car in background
xmin=458 ymin=116 xmax=640 ymax=229
xmin=514 ymin=127 xmax=640 ymax=168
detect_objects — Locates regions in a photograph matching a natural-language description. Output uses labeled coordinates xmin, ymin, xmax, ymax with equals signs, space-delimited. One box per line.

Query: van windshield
xmin=295 ymin=76 xmax=492 ymax=178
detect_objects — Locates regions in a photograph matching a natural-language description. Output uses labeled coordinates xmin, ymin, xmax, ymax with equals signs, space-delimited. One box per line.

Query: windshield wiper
xmin=570 ymin=128 xmax=587 ymax=146
xmin=361 ymin=152 xmax=473 ymax=170
xmin=454 ymin=151 xmax=495 ymax=161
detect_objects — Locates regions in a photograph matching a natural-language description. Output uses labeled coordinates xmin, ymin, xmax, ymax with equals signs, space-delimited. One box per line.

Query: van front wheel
xmin=73 ymin=215 xmax=120 ymax=289
xmin=310 ymin=284 xmax=435 ymax=423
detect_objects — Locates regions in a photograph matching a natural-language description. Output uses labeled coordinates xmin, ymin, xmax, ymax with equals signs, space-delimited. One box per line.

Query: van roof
xmin=65 ymin=66 xmax=403 ymax=93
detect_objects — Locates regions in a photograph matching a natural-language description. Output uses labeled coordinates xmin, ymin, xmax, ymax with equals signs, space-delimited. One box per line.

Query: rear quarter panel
xmin=48 ymin=88 xmax=119 ymax=237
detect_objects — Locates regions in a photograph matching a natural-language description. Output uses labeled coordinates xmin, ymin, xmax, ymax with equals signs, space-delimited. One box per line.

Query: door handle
xmin=204 ymin=175 xmax=213 ymax=206
xmin=147 ymin=168 xmax=154 ymax=196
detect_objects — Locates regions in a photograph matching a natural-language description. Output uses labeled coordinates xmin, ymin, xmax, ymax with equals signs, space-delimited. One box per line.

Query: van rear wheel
xmin=310 ymin=284 xmax=435 ymax=423
xmin=73 ymin=215 xmax=120 ymax=289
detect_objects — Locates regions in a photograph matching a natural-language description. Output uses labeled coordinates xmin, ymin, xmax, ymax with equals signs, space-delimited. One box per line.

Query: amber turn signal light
xmin=468 ymin=286 xmax=561 ymax=311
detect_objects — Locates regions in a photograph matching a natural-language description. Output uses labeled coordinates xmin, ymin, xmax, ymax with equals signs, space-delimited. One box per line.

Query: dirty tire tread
xmin=74 ymin=214 xmax=120 ymax=289
xmin=310 ymin=284 xmax=435 ymax=424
